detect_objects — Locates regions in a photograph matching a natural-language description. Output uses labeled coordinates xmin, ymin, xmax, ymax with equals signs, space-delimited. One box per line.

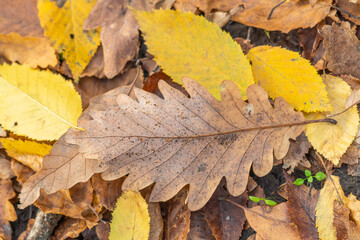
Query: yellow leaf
xmin=109 ymin=191 xmax=150 ymax=240
xmin=316 ymin=175 xmax=360 ymax=240
xmin=132 ymin=9 xmax=254 ymax=99
xmin=1 ymin=138 xmax=51 ymax=172
xmin=0 ymin=63 xmax=82 ymax=141
xmin=38 ymin=0 xmax=100 ymax=80
xmin=0 ymin=33 xmax=57 ymax=68
xmin=305 ymin=75 xmax=359 ymax=164
xmin=247 ymin=46 xmax=332 ymax=112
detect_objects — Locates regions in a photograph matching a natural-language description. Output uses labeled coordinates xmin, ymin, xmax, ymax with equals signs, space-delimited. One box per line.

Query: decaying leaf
xmin=203 ymin=182 xmax=247 ymax=240
xmin=109 ymin=191 xmax=150 ymax=240
xmin=53 ymin=218 xmax=87 ymax=240
xmin=0 ymin=64 xmax=82 ymax=140
xmin=187 ymin=211 xmax=215 ymax=240
xmin=0 ymin=157 xmax=14 ymax=180
xmin=1 ymin=139 xmax=51 ymax=172
xmin=0 ymin=179 xmax=17 ymax=240
xmin=38 ymin=0 xmax=101 ymax=80
xmin=231 ymin=0 xmax=331 ymax=33
xmin=337 ymin=0 xmax=360 ymax=25
xmin=0 ymin=0 xmax=43 ymax=37
xmin=0 ymin=33 xmax=57 ymax=68
xmin=165 ymin=188 xmax=190 ymax=240
xmin=316 ymin=175 xmax=360 ymax=240
xmin=322 ymin=22 xmax=360 ymax=79
xmin=20 ymin=77 xmax=305 ymax=211
xmin=305 ymin=75 xmax=359 ymax=164
xmin=132 ymin=9 xmax=254 ymax=99
xmin=247 ymin=46 xmax=332 ymax=112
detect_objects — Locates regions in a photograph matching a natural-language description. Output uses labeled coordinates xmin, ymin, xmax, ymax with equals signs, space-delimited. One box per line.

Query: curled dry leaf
xmin=321 ymin=22 xmax=360 ymax=79
xmin=0 ymin=179 xmax=16 ymax=240
xmin=336 ymin=0 xmax=360 ymax=25
xmin=20 ymin=77 xmax=305 ymax=211
xmin=53 ymin=218 xmax=87 ymax=240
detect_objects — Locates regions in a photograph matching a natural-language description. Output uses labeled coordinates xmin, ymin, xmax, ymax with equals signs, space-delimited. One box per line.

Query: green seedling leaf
xmin=264 ymin=199 xmax=277 ymax=206
xmin=249 ymin=196 xmax=261 ymax=202
xmin=293 ymin=178 xmax=305 ymax=186
xmin=305 ymin=170 xmax=312 ymax=177
xmin=315 ymin=172 xmax=326 ymax=181
xmin=308 ymin=176 xmax=313 ymax=183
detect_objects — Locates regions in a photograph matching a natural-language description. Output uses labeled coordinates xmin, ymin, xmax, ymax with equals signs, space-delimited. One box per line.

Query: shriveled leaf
xmin=1 ymin=139 xmax=51 ymax=172
xmin=0 ymin=64 xmax=82 ymax=140
xmin=322 ymin=22 xmax=360 ymax=79
xmin=165 ymin=188 xmax=190 ymax=240
xmin=20 ymin=77 xmax=305 ymax=210
xmin=231 ymin=0 xmax=331 ymax=33
xmin=333 ymin=200 xmax=360 ymax=239
xmin=0 ymin=157 xmax=14 ymax=180
xmin=0 ymin=33 xmax=57 ymax=68
xmin=247 ymin=46 xmax=331 ymax=112
xmin=0 ymin=0 xmax=43 ymax=37
xmin=133 ymin=9 xmax=254 ymax=99
xmin=109 ymin=191 xmax=150 ymax=240
xmin=53 ymin=218 xmax=87 ymax=240
xmin=305 ymin=75 xmax=359 ymax=164
xmin=244 ymin=204 xmax=300 ymax=240
xmin=0 ymin=179 xmax=16 ymax=240
xmin=38 ymin=0 xmax=100 ymax=80
xmin=203 ymin=183 xmax=247 ymax=240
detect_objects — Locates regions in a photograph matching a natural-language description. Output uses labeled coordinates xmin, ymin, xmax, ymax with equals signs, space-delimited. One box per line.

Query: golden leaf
xmin=109 ymin=191 xmax=150 ymax=240
xmin=247 ymin=46 xmax=332 ymax=112
xmin=38 ymin=0 xmax=100 ymax=80
xmin=0 ymin=33 xmax=57 ymax=68
xmin=132 ymin=9 xmax=254 ymax=99
xmin=0 ymin=63 xmax=82 ymax=140
xmin=305 ymin=75 xmax=359 ymax=164
xmin=1 ymin=138 xmax=51 ymax=172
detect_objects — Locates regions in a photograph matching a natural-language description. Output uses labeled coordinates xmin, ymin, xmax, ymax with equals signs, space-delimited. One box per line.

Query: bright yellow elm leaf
xmin=109 ymin=191 xmax=150 ymax=240
xmin=0 ymin=63 xmax=82 ymax=141
xmin=132 ymin=9 xmax=254 ymax=99
xmin=38 ymin=0 xmax=100 ymax=80
xmin=305 ymin=75 xmax=359 ymax=164
xmin=247 ymin=46 xmax=332 ymax=112
xmin=1 ymin=138 xmax=51 ymax=172
xmin=0 ymin=33 xmax=57 ymax=68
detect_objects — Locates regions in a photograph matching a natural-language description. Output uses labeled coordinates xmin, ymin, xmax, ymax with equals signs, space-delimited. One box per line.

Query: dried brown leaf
xmin=203 ymin=182 xmax=247 ymax=240
xmin=284 ymin=173 xmax=319 ymax=239
xmin=337 ymin=0 xmax=360 ymax=25
xmin=10 ymin=159 xmax=34 ymax=185
xmin=186 ymin=211 xmax=215 ymax=240
xmin=0 ymin=179 xmax=16 ymax=240
xmin=165 ymin=188 xmax=190 ymax=240
xmin=333 ymin=200 xmax=360 ymax=240
xmin=20 ymin=78 xmax=304 ymax=210
xmin=322 ymin=22 xmax=360 ymax=78
xmin=53 ymin=218 xmax=87 ymax=240
xmin=0 ymin=157 xmax=14 ymax=180
xmin=96 ymin=221 xmax=110 ymax=240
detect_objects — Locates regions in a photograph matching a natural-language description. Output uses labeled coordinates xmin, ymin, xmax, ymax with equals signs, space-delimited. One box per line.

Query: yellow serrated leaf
xmin=109 ymin=191 xmax=150 ymax=240
xmin=305 ymin=75 xmax=359 ymax=164
xmin=132 ymin=9 xmax=254 ymax=99
xmin=247 ymin=46 xmax=332 ymax=112
xmin=1 ymin=138 xmax=51 ymax=172
xmin=0 ymin=33 xmax=57 ymax=68
xmin=38 ymin=0 xmax=100 ymax=80
xmin=316 ymin=175 xmax=345 ymax=240
xmin=0 ymin=63 xmax=82 ymax=141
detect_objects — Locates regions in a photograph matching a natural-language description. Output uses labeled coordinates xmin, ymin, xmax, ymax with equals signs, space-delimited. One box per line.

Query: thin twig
xmin=268 ymin=0 xmax=287 ymax=20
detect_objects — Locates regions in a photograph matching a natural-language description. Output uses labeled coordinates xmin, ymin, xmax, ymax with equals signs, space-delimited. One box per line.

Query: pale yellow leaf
xmin=1 ymin=138 xmax=51 ymax=172
xmin=247 ymin=46 xmax=332 ymax=112
xmin=38 ymin=0 xmax=100 ymax=80
xmin=346 ymin=88 xmax=360 ymax=109
xmin=132 ymin=8 xmax=254 ymax=99
xmin=305 ymin=75 xmax=359 ymax=164
xmin=109 ymin=191 xmax=150 ymax=240
xmin=0 ymin=63 xmax=82 ymax=140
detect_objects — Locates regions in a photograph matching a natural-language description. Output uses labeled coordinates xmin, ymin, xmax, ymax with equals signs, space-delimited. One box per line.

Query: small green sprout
xmin=249 ymin=196 xmax=277 ymax=206
xmin=293 ymin=170 xmax=326 ymax=186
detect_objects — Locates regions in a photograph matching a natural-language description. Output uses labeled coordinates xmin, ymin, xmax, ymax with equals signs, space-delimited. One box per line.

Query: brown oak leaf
xmin=20 ymin=78 xmax=304 ymax=211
